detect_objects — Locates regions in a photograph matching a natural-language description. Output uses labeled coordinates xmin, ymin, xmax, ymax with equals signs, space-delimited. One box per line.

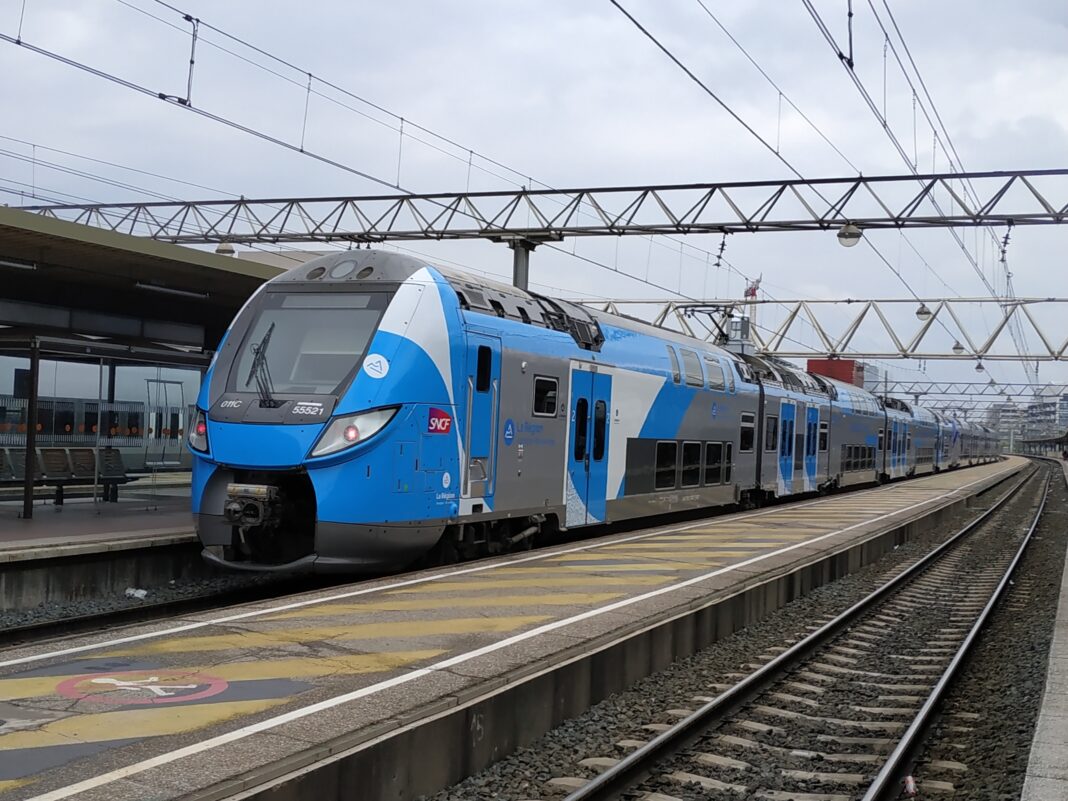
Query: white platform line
xmin=22 ymin=468 xmax=1013 ymax=801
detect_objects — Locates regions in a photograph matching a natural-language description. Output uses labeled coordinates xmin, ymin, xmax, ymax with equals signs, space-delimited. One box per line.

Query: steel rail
xmin=563 ymin=463 xmax=1043 ymax=801
xmin=864 ymin=460 xmax=1059 ymax=799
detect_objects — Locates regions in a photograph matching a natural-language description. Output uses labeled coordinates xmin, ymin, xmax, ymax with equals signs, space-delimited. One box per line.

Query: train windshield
xmin=229 ymin=292 xmax=390 ymax=396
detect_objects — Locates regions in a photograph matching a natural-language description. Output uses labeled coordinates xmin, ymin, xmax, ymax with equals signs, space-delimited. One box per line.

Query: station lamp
xmin=915 ymin=303 xmax=932 ymax=321
xmin=837 ymin=223 xmax=862 ymax=248
xmin=975 ymin=360 xmax=985 ymax=373
xmin=952 ymin=340 xmax=965 ymax=355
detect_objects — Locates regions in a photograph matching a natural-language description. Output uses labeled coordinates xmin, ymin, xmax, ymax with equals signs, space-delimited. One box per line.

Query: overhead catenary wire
xmin=799 ymin=0 xmax=1031 ymax=386
xmin=609 ymin=0 xmax=957 ymax=380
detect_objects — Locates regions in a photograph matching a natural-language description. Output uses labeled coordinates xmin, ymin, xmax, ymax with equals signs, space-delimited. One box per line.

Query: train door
xmin=804 ymin=405 xmax=819 ymax=492
xmin=463 ymin=333 xmax=501 ymax=500
xmin=565 ymin=363 xmax=612 ymax=527
xmin=779 ymin=400 xmax=796 ymax=493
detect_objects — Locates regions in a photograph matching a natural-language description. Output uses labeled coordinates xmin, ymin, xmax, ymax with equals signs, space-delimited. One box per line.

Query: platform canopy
xmin=0 ymin=206 xmax=281 ymax=348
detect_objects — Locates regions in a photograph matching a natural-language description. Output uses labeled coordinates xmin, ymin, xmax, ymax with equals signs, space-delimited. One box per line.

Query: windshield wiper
xmin=245 ymin=323 xmax=283 ymax=408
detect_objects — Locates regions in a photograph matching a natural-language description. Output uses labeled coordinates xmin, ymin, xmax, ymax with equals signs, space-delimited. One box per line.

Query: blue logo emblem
xmin=711 ymin=402 xmax=718 ymax=418
xmin=503 ymin=418 xmax=516 ymax=445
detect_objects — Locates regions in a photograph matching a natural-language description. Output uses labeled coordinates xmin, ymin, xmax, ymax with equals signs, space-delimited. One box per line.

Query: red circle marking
xmin=56 ymin=669 xmax=229 ymax=705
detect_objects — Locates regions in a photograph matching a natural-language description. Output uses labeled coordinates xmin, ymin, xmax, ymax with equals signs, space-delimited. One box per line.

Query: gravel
xmin=913 ymin=465 xmax=1068 ymax=800
xmin=420 ymin=474 xmax=1013 ymax=801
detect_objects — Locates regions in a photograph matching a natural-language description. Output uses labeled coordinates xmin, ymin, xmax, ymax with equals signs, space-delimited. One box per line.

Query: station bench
xmin=0 ymin=446 xmax=132 ymax=504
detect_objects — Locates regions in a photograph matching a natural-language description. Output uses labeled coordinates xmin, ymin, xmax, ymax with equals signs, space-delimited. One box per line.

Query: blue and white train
xmin=188 ymin=251 xmax=1000 ymax=573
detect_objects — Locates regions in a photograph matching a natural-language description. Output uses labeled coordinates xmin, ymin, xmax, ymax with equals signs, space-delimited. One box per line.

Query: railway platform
xmin=1022 ymin=458 xmax=1068 ymax=801
xmin=0 ymin=458 xmax=1025 ymax=801
xmin=0 ymin=492 xmax=199 ymax=611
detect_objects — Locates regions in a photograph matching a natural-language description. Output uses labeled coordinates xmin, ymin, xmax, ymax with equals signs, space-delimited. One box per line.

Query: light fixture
xmin=837 ymin=223 xmax=862 ymax=248
xmin=952 ymin=340 xmax=965 ymax=355
xmin=915 ymin=303 xmax=932 ymax=321
xmin=215 ymin=242 xmax=236 ymax=256
xmin=135 ymin=281 xmax=209 ymax=299
xmin=975 ymin=360 xmax=985 ymax=373
xmin=0 ymin=257 xmax=37 ymax=271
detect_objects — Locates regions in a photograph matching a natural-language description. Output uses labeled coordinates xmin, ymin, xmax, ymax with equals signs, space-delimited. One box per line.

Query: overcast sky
xmin=2 ymin=0 xmax=1066 ymax=396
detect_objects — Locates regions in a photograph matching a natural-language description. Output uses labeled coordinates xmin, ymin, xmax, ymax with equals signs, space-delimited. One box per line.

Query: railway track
xmin=551 ymin=461 xmax=1053 ymax=801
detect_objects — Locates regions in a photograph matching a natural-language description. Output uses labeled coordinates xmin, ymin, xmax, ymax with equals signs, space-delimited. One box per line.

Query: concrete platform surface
xmin=0 ymin=496 xmax=195 ymax=562
xmin=0 ymin=458 xmax=1023 ymax=801
xmin=1022 ymin=459 xmax=1068 ymax=801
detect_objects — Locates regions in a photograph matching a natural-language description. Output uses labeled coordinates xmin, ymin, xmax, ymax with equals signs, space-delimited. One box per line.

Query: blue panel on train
xmin=207 ymin=420 xmax=324 ymax=468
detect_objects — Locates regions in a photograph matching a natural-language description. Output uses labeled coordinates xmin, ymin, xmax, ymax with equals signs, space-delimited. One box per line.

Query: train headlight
xmin=188 ymin=409 xmax=209 ymax=453
xmin=310 ymin=407 xmax=398 ymax=458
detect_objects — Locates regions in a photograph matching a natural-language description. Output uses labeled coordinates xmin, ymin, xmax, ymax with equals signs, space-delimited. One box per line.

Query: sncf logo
xmin=428 ymin=408 xmax=452 ymax=434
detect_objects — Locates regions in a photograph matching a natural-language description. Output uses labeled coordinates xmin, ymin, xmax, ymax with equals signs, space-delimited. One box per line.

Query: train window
xmin=819 ymin=421 xmax=828 ymax=452
xmin=681 ymin=441 xmax=702 ymax=487
xmin=667 ymin=347 xmax=681 ymax=384
xmin=681 ymin=349 xmax=704 ymax=388
xmin=780 ymin=419 xmax=791 ymax=455
xmin=906 ymin=433 xmax=912 ymax=452
xmin=878 ymin=429 xmax=884 ymax=452
xmin=704 ymin=442 xmax=723 ymax=485
xmin=476 ymin=346 xmax=492 ymax=392
xmin=794 ymin=423 xmax=804 ymax=471
xmin=727 ymin=366 xmax=735 ymax=393
xmin=655 ymin=441 xmax=678 ymax=490
xmin=704 ymin=357 xmax=726 ymax=391
xmin=764 ymin=415 xmax=779 ymax=451
xmin=740 ymin=413 xmax=755 ymax=452
xmin=574 ymin=398 xmax=589 ymax=461
xmin=533 ymin=376 xmax=558 ymax=417
xmin=593 ymin=401 xmax=607 ymax=461
xmin=723 ymin=442 xmax=733 ymax=483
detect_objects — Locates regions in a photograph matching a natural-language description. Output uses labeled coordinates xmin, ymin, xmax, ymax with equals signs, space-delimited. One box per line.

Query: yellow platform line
xmin=96 ymin=616 xmax=549 ymax=657
xmin=395 ymin=576 xmax=671 ymax=593
xmin=604 ymin=548 xmax=756 ymax=559
xmin=266 ymin=592 xmax=623 ymax=620
xmin=493 ymin=563 xmax=699 ymax=573
xmin=0 ymin=649 xmax=443 ymax=701
xmin=0 ymin=779 xmax=32 ymax=793
xmin=0 ymin=698 xmax=286 ymax=750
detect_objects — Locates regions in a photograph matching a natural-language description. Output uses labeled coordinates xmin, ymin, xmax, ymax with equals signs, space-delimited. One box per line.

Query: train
xmin=188 ymin=250 xmax=1000 ymax=573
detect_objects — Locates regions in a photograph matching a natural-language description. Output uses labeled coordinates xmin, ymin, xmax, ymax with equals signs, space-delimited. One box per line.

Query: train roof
xmin=279 ymin=250 xmax=745 ymax=365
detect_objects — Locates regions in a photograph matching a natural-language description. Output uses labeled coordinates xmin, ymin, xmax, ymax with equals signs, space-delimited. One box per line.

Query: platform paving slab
xmin=0 ymin=459 xmax=1024 ymax=801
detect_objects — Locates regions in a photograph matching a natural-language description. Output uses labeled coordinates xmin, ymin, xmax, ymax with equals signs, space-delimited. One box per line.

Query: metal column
xmin=21 ymin=340 xmax=39 ymax=520
xmin=509 ymin=239 xmax=535 ymax=291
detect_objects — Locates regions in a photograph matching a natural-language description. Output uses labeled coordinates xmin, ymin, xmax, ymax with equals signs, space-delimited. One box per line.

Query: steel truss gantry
xmin=878 ymin=381 xmax=1068 ymax=398
xmin=21 ymin=168 xmax=1068 ymax=245
xmin=573 ymin=297 xmax=1068 ymax=362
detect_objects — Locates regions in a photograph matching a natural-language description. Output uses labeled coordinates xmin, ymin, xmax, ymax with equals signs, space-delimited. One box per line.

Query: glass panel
xmin=704 ymin=442 xmax=723 ymax=485
xmin=667 ymin=347 xmax=681 ymax=384
xmin=533 ymin=377 xmax=558 ymax=416
xmin=765 ymin=415 xmax=778 ymax=451
xmin=574 ymin=398 xmax=588 ymax=461
xmin=229 ymin=292 xmax=388 ymax=395
xmin=681 ymin=441 xmax=701 ymax=487
xmin=680 ymin=349 xmax=703 ymax=388
xmin=476 ymin=346 xmax=492 ymax=392
xmin=704 ymin=357 xmax=725 ymax=391
xmin=592 ymin=400 xmax=607 ymax=461
xmin=655 ymin=441 xmax=677 ymax=489
xmin=740 ymin=413 xmax=755 ymax=452
xmin=724 ymin=442 xmax=733 ymax=483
